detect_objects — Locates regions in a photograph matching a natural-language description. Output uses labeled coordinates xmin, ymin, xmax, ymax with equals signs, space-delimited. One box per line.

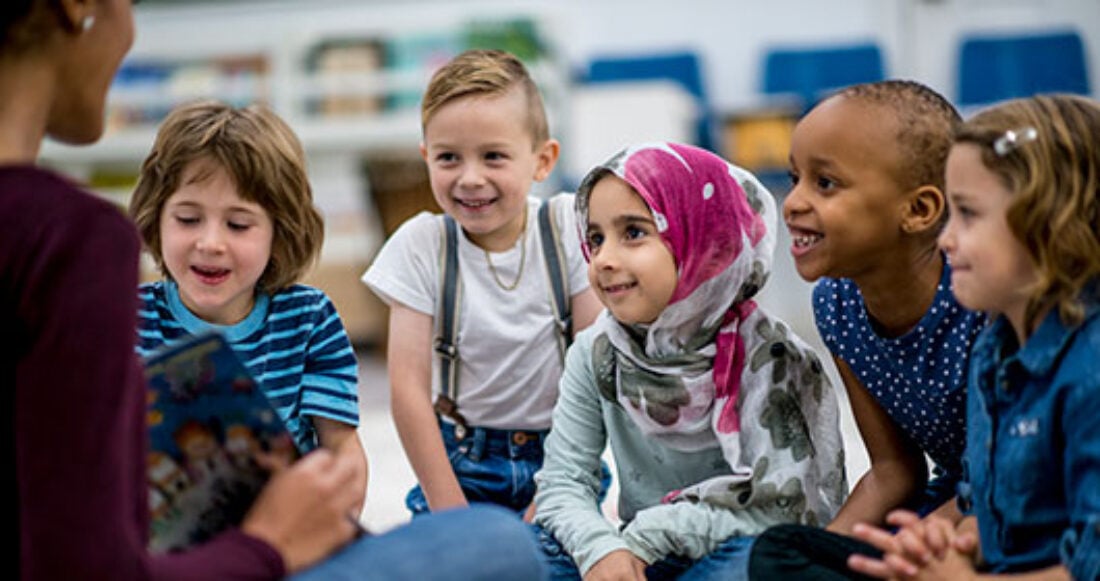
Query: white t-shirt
xmin=362 ymin=194 xmax=590 ymax=430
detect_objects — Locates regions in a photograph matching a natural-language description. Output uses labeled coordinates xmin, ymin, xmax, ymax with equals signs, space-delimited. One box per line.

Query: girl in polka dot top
xmin=747 ymin=80 xmax=987 ymax=579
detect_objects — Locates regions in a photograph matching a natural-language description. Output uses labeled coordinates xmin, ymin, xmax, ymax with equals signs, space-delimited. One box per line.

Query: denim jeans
xmin=291 ymin=505 xmax=547 ymax=580
xmin=406 ymin=421 xmax=549 ymax=514
xmin=534 ymin=524 xmax=753 ymax=580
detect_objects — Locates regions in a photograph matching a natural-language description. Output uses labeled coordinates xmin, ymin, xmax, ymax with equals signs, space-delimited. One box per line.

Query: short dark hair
xmin=837 ymin=80 xmax=961 ymax=194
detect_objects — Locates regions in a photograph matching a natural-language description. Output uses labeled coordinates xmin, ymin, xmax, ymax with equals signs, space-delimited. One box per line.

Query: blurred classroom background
xmin=40 ymin=0 xmax=1098 ymax=531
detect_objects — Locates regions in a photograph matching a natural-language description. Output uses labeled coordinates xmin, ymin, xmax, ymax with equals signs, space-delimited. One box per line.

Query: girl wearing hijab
xmin=533 ymin=142 xmax=848 ymax=580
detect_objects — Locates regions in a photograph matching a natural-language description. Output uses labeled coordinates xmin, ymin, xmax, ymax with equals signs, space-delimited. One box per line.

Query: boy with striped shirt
xmin=129 ymin=101 xmax=366 ymax=506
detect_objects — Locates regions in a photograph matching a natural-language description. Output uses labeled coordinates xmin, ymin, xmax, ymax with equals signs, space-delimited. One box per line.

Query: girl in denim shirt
xmin=850 ymin=94 xmax=1100 ymax=580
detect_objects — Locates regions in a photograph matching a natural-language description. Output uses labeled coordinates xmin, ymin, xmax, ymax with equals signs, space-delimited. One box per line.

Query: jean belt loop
xmin=506 ymin=431 xmax=522 ymax=459
xmin=469 ymin=428 xmax=487 ymax=462
xmin=509 ymin=431 xmax=533 ymax=459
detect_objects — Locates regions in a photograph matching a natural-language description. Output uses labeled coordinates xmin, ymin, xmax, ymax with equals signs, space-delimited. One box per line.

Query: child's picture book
xmin=144 ymin=331 xmax=299 ymax=553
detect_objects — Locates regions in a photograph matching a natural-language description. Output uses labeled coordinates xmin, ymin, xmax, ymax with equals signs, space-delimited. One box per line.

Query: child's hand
xmin=900 ymin=544 xmax=979 ymax=581
xmin=253 ymin=449 xmax=294 ymax=473
xmin=583 ymin=549 xmax=646 ymax=581
xmin=848 ymin=511 xmax=976 ymax=579
xmin=522 ymin=501 xmax=537 ymax=523
xmin=847 ymin=519 xmax=934 ymax=578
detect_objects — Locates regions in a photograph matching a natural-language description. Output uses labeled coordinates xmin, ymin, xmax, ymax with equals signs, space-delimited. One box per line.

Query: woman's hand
xmin=242 ymin=449 xmax=361 ymax=573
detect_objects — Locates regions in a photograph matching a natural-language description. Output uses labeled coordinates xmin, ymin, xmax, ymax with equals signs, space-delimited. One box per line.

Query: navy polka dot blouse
xmin=814 ymin=262 xmax=986 ymax=507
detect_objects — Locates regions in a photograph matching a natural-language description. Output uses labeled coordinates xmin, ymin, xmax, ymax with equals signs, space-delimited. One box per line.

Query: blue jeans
xmin=291 ymin=505 xmax=547 ymax=580
xmin=534 ymin=524 xmax=752 ymax=580
xmin=406 ymin=420 xmax=549 ymax=514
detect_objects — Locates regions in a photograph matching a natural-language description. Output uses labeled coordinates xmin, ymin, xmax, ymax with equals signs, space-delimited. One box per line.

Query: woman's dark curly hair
xmin=1 ymin=1 xmax=57 ymax=54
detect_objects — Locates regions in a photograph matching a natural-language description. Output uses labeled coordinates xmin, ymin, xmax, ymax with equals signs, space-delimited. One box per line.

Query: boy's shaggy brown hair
xmin=129 ymin=100 xmax=324 ymax=292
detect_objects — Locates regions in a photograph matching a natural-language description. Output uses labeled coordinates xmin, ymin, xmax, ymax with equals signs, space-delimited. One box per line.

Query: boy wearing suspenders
xmin=362 ymin=49 xmax=602 ymax=517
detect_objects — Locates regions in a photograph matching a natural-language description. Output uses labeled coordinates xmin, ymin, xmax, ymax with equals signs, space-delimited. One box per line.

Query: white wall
xmin=539 ymin=0 xmax=894 ymax=111
xmin=557 ymin=0 xmax=1098 ymax=108
xmin=902 ymin=0 xmax=1100 ymax=102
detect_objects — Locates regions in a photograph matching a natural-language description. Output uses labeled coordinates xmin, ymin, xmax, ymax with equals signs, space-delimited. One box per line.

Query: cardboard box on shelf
xmin=363 ymin=154 xmax=439 ymax=237
xmin=721 ymin=108 xmax=798 ymax=172
xmin=302 ymin=261 xmax=387 ymax=350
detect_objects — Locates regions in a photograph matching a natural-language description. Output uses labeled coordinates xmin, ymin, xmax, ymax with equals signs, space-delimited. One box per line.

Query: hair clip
xmin=993 ymin=127 xmax=1038 ymax=157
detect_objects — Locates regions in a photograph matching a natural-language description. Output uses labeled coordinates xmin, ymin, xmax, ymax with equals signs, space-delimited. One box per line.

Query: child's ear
xmin=533 ymin=138 xmax=561 ymax=182
xmin=419 ymin=142 xmax=428 ymax=163
xmin=901 ymin=185 xmax=946 ymax=234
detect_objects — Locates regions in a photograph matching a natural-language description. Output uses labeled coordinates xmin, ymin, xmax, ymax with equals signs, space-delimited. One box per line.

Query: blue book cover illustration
xmin=144 ymin=331 xmax=299 ymax=553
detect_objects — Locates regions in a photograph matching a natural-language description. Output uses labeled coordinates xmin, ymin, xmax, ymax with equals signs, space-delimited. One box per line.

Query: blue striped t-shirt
xmin=136 ymin=281 xmax=360 ymax=451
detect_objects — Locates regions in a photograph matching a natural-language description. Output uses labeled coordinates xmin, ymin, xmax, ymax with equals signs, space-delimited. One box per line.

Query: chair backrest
xmin=762 ymin=42 xmax=885 ymax=112
xmin=584 ymin=51 xmax=714 ymax=150
xmin=957 ymin=30 xmax=1090 ymax=106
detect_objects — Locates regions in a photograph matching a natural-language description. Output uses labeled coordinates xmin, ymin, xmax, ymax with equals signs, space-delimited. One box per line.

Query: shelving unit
xmin=39 ymin=1 xmax=570 ymax=346
xmin=42 ymin=3 xmax=567 ymax=163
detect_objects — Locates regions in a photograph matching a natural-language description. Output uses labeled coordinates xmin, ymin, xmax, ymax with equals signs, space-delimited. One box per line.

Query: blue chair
xmin=584 ymin=51 xmax=715 ymax=151
xmin=957 ymin=30 xmax=1090 ymax=106
xmin=761 ymin=42 xmax=886 ymax=112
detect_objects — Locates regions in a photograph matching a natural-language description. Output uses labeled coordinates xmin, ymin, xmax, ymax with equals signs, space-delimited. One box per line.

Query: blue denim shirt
xmin=959 ymin=295 xmax=1100 ymax=578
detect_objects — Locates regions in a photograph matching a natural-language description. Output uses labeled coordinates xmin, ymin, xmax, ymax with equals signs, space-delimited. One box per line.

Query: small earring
xmin=82 ymin=15 xmax=95 ymax=33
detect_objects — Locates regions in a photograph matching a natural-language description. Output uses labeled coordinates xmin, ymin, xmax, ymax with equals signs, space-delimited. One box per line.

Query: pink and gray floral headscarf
xmin=576 ymin=143 xmax=846 ymax=521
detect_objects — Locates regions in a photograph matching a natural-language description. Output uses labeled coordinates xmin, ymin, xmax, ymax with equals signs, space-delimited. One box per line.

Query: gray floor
xmin=354 ymin=351 xmax=417 ymax=532
xmin=353 ymin=221 xmax=870 ymax=533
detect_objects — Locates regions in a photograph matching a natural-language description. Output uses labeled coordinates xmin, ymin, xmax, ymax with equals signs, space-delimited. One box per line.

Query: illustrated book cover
xmin=144 ymin=331 xmax=298 ymax=553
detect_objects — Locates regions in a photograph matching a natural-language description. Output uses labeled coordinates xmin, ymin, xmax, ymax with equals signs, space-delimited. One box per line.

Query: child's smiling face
xmin=584 ymin=175 xmax=678 ymax=325
xmin=940 ymin=143 xmax=1037 ymax=330
xmin=783 ymin=95 xmax=911 ymax=283
xmin=159 ymin=158 xmax=274 ymax=325
xmin=420 ymin=86 xmax=558 ymax=252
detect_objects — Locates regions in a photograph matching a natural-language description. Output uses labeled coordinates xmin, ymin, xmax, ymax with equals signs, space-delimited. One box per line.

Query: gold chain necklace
xmin=484 ymin=219 xmax=527 ymax=292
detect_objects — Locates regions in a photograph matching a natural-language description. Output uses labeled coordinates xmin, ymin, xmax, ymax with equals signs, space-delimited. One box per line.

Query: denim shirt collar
xmin=987 ymin=290 xmax=1100 ymax=379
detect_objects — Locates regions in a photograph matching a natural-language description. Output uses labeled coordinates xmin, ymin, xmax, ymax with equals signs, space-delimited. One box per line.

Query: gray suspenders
xmin=432 ymin=197 xmax=573 ymax=438
xmin=537 ymin=196 xmax=574 ymax=356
